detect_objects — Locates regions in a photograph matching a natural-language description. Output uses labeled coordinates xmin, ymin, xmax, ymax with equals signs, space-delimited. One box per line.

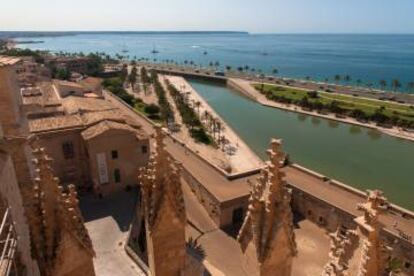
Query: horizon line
xmin=1 ymin=30 xmax=414 ymax=36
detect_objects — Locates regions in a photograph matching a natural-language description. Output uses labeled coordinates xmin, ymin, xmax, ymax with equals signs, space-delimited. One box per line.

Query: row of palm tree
xmin=316 ymin=74 xmax=414 ymax=92
xmin=201 ymin=110 xmax=226 ymax=144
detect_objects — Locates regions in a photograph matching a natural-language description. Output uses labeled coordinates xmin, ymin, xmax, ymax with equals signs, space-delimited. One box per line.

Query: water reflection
xmin=297 ymin=114 xmax=307 ymax=122
xmin=367 ymin=129 xmax=382 ymax=140
xmin=311 ymin=117 xmax=321 ymax=126
xmin=328 ymin=120 xmax=339 ymax=129
xmin=349 ymin=125 xmax=362 ymax=135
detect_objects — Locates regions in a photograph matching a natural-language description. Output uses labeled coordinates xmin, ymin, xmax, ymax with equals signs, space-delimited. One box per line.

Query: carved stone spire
xmin=138 ymin=126 xmax=186 ymax=276
xmin=237 ymin=139 xmax=296 ymax=276
xmin=26 ymin=138 xmax=95 ymax=276
xmin=322 ymin=228 xmax=357 ymax=276
xmin=355 ymin=190 xmax=388 ymax=276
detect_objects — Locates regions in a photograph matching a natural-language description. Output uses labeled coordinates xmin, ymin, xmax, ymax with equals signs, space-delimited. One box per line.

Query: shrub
xmin=144 ymin=104 xmax=161 ymax=115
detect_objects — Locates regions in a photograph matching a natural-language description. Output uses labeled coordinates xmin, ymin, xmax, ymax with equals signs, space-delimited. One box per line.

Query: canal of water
xmin=187 ymin=78 xmax=414 ymax=210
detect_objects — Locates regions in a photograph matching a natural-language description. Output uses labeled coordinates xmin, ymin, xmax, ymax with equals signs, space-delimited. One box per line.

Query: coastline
xmin=229 ymin=78 xmax=414 ymax=143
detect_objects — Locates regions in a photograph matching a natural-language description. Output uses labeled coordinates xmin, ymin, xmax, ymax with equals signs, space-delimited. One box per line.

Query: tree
xmin=215 ymin=121 xmax=222 ymax=143
xmin=407 ymin=82 xmax=414 ymax=92
xmin=379 ymin=80 xmax=387 ymax=90
xmin=144 ymin=104 xmax=160 ymax=115
xmin=272 ymin=68 xmax=279 ymax=75
xmin=391 ymin=79 xmax=402 ymax=91
xmin=55 ymin=68 xmax=71 ymax=80
xmin=128 ymin=66 xmax=138 ymax=90
xmin=194 ymin=101 xmax=202 ymax=117
xmin=225 ymin=65 xmax=232 ymax=71
xmin=120 ymin=64 xmax=128 ymax=83
xmin=344 ymin=75 xmax=351 ymax=82
xmin=334 ymin=75 xmax=341 ymax=84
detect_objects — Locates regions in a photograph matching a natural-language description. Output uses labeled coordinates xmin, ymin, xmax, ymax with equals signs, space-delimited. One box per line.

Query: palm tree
xmin=407 ymin=81 xmax=414 ymax=93
xmin=203 ymin=110 xmax=210 ymax=123
xmin=344 ymin=75 xmax=351 ymax=82
xmin=225 ymin=65 xmax=232 ymax=72
xmin=272 ymin=68 xmax=279 ymax=75
xmin=209 ymin=117 xmax=216 ymax=137
xmin=391 ymin=79 xmax=402 ymax=91
xmin=379 ymin=80 xmax=387 ymax=90
xmin=215 ymin=121 xmax=222 ymax=142
xmin=195 ymin=101 xmax=202 ymax=117
xmin=128 ymin=66 xmax=138 ymax=90
xmin=334 ymin=75 xmax=341 ymax=84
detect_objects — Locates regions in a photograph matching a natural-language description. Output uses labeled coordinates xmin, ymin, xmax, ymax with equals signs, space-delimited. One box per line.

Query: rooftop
xmin=81 ymin=120 xmax=146 ymax=141
xmin=62 ymin=96 xmax=116 ymax=114
xmin=0 ymin=56 xmax=21 ymax=67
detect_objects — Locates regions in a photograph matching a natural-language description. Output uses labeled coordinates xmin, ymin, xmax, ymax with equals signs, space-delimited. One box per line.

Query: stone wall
xmin=181 ymin=168 xmax=221 ymax=226
xmin=291 ymin=186 xmax=414 ymax=275
xmin=181 ymin=168 xmax=249 ymax=229
xmin=0 ymin=152 xmax=40 ymax=275
xmin=85 ymin=128 xmax=150 ymax=195
xmin=36 ymin=129 xmax=90 ymax=189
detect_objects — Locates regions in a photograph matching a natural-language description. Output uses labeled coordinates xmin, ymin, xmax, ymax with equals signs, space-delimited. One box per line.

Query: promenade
xmin=229 ymin=78 xmax=414 ymax=142
xmin=143 ymin=62 xmax=414 ymax=105
xmin=164 ymin=75 xmax=263 ymax=173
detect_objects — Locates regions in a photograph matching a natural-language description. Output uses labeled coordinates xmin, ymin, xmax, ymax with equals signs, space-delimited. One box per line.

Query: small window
xmin=141 ymin=145 xmax=148 ymax=154
xmin=62 ymin=141 xmax=75 ymax=159
xmin=114 ymin=169 xmax=121 ymax=183
xmin=111 ymin=150 xmax=118 ymax=159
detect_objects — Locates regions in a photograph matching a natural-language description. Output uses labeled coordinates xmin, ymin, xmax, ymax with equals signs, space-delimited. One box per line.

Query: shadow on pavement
xmin=79 ymin=187 xmax=139 ymax=233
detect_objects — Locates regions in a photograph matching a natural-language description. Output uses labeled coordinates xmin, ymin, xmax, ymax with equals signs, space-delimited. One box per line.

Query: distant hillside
xmin=0 ymin=31 xmax=249 ymax=39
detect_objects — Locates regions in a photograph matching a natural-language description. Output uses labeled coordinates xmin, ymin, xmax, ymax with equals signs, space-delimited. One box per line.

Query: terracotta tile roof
xmin=61 ymin=96 xmax=116 ymax=114
xmin=53 ymin=79 xmax=85 ymax=89
xmin=0 ymin=56 xmax=21 ymax=67
xmin=81 ymin=120 xmax=140 ymax=140
xmin=29 ymin=115 xmax=83 ymax=133
xmin=21 ymin=82 xmax=61 ymax=107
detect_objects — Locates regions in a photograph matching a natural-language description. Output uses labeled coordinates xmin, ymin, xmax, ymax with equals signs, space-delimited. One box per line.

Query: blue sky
xmin=1 ymin=0 xmax=414 ymax=33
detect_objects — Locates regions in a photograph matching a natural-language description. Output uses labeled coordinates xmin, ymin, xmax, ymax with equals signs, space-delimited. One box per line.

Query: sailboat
xmin=151 ymin=45 xmax=159 ymax=54
xmin=121 ymin=43 xmax=129 ymax=53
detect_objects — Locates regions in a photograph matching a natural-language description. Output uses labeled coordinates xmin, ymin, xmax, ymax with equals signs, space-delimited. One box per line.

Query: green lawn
xmin=254 ymin=83 xmax=414 ymax=122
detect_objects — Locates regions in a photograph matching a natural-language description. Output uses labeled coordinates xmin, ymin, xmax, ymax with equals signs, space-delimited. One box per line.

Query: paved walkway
xmin=166 ymin=75 xmax=263 ymax=172
xmin=79 ymin=189 xmax=146 ymax=276
xmin=158 ymin=75 xmax=231 ymax=171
